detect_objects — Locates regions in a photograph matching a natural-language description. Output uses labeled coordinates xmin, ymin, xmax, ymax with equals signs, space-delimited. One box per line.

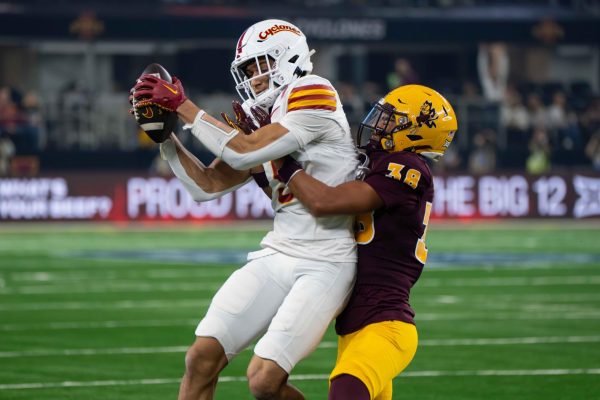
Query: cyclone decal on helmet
xmin=257 ymin=24 xmax=301 ymax=42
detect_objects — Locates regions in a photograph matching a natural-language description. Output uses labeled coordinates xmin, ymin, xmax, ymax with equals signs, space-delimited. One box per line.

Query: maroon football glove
xmin=249 ymin=104 xmax=271 ymax=128
xmin=132 ymin=74 xmax=188 ymax=112
xmin=130 ymin=78 xmax=179 ymax=143
xmin=220 ymin=101 xmax=271 ymax=135
xmin=220 ymin=101 xmax=256 ymax=134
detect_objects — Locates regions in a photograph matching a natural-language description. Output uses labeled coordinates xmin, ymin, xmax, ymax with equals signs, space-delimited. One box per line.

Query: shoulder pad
xmin=285 ymin=75 xmax=338 ymax=113
xmin=288 ymin=74 xmax=333 ymax=90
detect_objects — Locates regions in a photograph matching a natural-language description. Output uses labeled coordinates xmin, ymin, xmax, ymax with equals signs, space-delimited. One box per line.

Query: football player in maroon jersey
xmin=275 ymin=84 xmax=458 ymax=400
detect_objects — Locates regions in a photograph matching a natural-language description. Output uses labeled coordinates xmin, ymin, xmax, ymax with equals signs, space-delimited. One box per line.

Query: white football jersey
xmin=252 ymin=75 xmax=358 ymax=263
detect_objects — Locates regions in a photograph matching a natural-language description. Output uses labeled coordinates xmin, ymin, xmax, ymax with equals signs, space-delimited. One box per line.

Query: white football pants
xmin=195 ymin=251 xmax=356 ymax=373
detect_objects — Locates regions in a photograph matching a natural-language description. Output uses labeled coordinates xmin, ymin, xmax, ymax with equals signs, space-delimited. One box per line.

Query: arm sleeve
xmin=159 ymin=139 xmax=251 ymax=202
xmin=278 ymin=110 xmax=330 ymax=147
xmin=220 ymin=132 xmax=302 ymax=170
xmin=221 ymin=109 xmax=335 ymax=170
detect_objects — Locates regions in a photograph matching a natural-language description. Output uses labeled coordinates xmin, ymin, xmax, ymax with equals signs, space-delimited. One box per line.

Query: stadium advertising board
xmin=433 ymin=174 xmax=600 ymax=219
xmin=0 ymin=173 xmax=599 ymax=221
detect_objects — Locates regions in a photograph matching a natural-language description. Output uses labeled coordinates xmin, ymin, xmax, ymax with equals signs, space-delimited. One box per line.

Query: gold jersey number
xmin=355 ymin=202 xmax=432 ymax=264
xmin=415 ymin=201 xmax=432 ymax=264
xmin=386 ymin=162 xmax=421 ymax=189
xmin=356 ymin=163 xmax=431 ymax=265
xmin=355 ymin=211 xmax=375 ymax=244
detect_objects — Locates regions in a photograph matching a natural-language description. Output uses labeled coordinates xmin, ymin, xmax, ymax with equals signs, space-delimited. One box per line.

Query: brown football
xmin=143 ymin=63 xmax=173 ymax=83
xmin=135 ymin=63 xmax=178 ymax=143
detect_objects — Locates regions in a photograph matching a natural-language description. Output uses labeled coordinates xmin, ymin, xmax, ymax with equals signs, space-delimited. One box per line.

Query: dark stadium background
xmin=0 ymin=1 xmax=599 ymax=399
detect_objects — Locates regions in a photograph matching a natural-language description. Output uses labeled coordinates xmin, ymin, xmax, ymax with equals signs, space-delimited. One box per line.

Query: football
xmin=134 ymin=63 xmax=178 ymax=143
xmin=143 ymin=63 xmax=172 ymax=82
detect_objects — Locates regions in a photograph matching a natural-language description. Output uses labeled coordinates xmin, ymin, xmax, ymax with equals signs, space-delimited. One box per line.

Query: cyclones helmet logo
xmin=257 ymin=24 xmax=301 ymax=42
xmin=416 ymin=100 xmax=438 ymax=128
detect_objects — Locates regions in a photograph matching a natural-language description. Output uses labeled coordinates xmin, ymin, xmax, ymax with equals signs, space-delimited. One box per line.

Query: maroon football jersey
xmin=335 ymin=150 xmax=434 ymax=335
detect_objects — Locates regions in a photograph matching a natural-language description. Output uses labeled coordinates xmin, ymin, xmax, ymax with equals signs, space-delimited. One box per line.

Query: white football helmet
xmin=231 ymin=19 xmax=315 ymax=109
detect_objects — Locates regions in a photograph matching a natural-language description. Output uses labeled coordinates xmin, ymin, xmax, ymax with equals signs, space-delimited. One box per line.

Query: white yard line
xmin=464 ymin=293 xmax=600 ymax=302
xmin=0 ymin=319 xmax=199 ymax=331
xmin=425 ymin=263 xmax=600 ymax=272
xmin=2 ymin=336 xmax=599 ymax=358
xmin=419 ymin=336 xmax=600 ymax=346
xmin=421 ymin=275 xmax=600 ymax=287
xmin=4 ymin=310 xmax=600 ymax=331
xmin=415 ymin=311 xmax=600 ymax=321
xmin=9 ymin=269 xmax=229 ymax=282
xmin=0 ymin=282 xmax=221 ymax=295
xmin=1 ymin=369 xmax=600 ymax=390
xmin=5 ymin=300 xmax=587 ymax=313
xmin=399 ymin=368 xmax=600 ymax=377
xmin=2 ymin=274 xmax=599 ymax=295
xmin=0 ymin=378 xmax=184 ymax=390
xmin=0 ymin=346 xmax=189 ymax=358
xmin=2 ymin=292 xmax=599 ymax=312
xmin=7 ymin=262 xmax=598 ymax=282
xmin=0 ymin=299 xmax=209 ymax=311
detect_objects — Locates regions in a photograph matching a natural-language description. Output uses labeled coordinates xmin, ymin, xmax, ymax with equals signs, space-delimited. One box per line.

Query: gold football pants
xmin=329 ymin=320 xmax=418 ymax=400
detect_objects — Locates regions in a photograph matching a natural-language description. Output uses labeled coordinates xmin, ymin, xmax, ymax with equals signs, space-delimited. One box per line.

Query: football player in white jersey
xmin=131 ymin=20 xmax=358 ymax=400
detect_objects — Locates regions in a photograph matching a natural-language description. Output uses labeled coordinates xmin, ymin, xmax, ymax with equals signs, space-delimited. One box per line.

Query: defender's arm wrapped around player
xmin=275 ymin=154 xmax=382 ymax=216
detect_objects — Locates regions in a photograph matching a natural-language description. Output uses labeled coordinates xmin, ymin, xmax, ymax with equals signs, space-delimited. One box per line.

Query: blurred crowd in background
xmin=1 ymin=0 xmax=599 ymax=176
xmin=1 ymin=46 xmax=599 ymax=176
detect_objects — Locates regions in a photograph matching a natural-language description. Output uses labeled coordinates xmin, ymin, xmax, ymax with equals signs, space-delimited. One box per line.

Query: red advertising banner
xmin=0 ymin=173 xmax=273 ymax=222
xmin=1 ymin=172 xmax=599 ymax=221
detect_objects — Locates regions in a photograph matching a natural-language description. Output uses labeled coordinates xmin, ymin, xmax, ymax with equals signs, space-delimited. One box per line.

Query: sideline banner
xmin=0 ymin=174 xmax=273 ymax=222
xmin=0 ymin=173 xmax=599 ymax=221
xmin=432 ymin=174 xmax=600 ymax=219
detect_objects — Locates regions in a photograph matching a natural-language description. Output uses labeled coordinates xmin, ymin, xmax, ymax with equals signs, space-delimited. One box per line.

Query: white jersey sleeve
xmin=279 ymin=111 xmax=328 ymax=148
xmin=220 ymin=132 xmax=301 ymax=170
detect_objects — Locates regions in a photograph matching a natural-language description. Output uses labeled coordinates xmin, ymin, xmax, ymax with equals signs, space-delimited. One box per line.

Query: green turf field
xmin=0 ymin=221 xmax=599 ymax=399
